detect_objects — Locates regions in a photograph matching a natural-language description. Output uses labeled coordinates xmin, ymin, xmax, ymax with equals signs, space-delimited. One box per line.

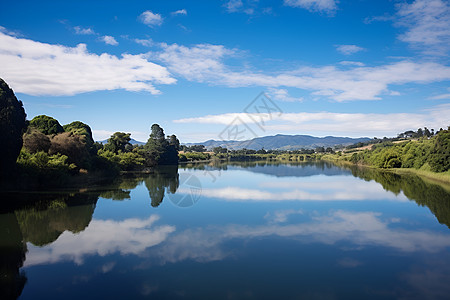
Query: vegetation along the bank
xmin=0 ymin=78 xmax=180 ymax=189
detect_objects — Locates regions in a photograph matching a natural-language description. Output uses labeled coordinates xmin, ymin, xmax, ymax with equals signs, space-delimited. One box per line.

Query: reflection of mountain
xmin=229 ymin=161 xmax=351 ymax=178
xmin=349 ymin=166 xmax=450 ymax=228
xmin=185 ymin=161 xmax=351 ymax=178
xmin=144 ymin=166 xmax=179 ymax=207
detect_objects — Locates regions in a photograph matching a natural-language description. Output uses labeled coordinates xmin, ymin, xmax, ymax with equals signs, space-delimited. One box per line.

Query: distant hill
xmin=97 ymin=138 xmax=145 ymax=146
xmin=184 ymin=134 xmax=370 ymax=150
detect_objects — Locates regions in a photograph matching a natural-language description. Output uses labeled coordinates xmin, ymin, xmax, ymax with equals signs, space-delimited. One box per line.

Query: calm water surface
xmin=1 ymin=162 xmax=450 ymax=299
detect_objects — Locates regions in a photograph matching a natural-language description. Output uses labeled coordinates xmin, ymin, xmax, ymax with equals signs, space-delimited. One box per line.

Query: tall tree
xmin=29 ymin=115 xmax=64 ymax=135
xmin=0 ymin=78 xmax=27 ymax=174
xmin=145 ymin=124 xmax=168 ymax=165
xmin=105 ymin=132 xmax=131 ymax=154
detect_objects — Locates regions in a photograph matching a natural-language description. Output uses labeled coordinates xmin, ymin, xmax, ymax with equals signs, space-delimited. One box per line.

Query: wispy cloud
xmin=224 ymin=0 xmax=257 ymax=15
xmin=428 ymin=90 xmax=450 ymax=100
xmin=225 ymin=0 xmax=244 ymax=12
xmin=396 ymin=0 xmax=450 ymax=54
xmin=284 ymin=0 xmax=338 ymax=14
xmin=134 ymin=38 xmax=154 ymax=47
xmin=171 ymin=9 xmax=187 ymax=16
xmin=139 ymin=10 xmax=163 ymax=27
xmin=339 ymin=61 xmax=365 ymax=67
xmin=267 ymin=88 xmax=303 ymax=102
xmin=100 ymin=35 xmax=118 ymax=46
xmin=154 ymin=43 xmax=450 ymax=102
xmin=174 ymin=104 xmax=450 ymax=137
xmin=74 ymin=26 xmax=96 ymax=35
xmin=336 ymin=44 xmax=365 ymax=55
xmin=0 ymin=31 xmax=175 ymax=96
xmin=0 ymin=25 xmax=23 ymax=37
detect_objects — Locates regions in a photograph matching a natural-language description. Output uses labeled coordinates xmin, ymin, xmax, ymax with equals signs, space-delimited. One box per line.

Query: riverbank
xmin=321 ymin=153 xmax=450 ymax=187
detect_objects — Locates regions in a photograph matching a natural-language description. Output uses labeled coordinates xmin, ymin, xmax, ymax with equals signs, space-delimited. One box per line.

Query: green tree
xmin=29 ymin=115 xmax=64 ymax=135
xmin=145 ymin=124 xmax=168 ymax=165
xmin=0 ymin=78 xmax=27 ymax=174
xmin=105 ymin=132 xmax=131 ymax=154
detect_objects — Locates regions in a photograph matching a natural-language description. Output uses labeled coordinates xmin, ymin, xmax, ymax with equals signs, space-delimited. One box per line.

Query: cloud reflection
xmin=24 ymin=215 xmax=175 ymax=266
xmin=194 ymin=178 xmax=408 ymax=202
xmin=148 ymin=210 xmax=450 ymax=266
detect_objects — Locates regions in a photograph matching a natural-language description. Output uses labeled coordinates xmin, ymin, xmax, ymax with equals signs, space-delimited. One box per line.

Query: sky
xmin=1 ymin=0 xmax=449 ymax=142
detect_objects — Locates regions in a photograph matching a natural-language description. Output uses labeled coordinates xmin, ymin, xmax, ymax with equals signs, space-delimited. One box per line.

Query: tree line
xmin=0 ymin=78 xmax=180 ymax=187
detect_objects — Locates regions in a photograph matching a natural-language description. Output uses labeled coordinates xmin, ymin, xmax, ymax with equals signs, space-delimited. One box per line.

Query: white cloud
xmin=174 ymin=104 xmax=450 ymax=137
xmin=396 ymin=0 xmax=450 ymax=54
xmin=154 ymin=43 xmax=235 ymax=82
xmin=0 ymin=31 xmax=175 ymax=96
xmin=134 ymin=38 xmax=154 ymax=47
xmin=284 ymin=0 xmax=338 ymax=14
xmin=74 ymin=26 xmax=96 ymax=35
xmin=225 ymin=0 xmax=244 ymax=12
xmin=224 ymin=0 xmax=257 ymax=15
xmin=171 ymin=9 xmax=187 ymax=16
xmin=100 ymin=35 xmax=118 ymax=46
xmin=267 ymin=88 xmax=303 ymax=102
xmin=24 ymin=215 xmax=175 ymax=266
xmin=0 ymin=26 xmax=22 ymax=37
xmin=339 ymin=61 xmax=365 ymax=66
xmin=336 ymin=44 xmax=365 ymax=55
xmin=429 ymin=93 xmax=450 ymax=100
xmin=155 ymin=43 xmax=450 ymax=101
xmin=139 ymin=10 xmax=163 ymax=27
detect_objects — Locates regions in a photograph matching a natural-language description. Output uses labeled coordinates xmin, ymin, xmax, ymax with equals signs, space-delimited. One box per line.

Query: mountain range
xmin=184 ymin=134 xmax=370 ymax=150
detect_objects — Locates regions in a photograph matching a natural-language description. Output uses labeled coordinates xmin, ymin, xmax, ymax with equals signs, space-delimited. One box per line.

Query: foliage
xmin=104 ymin=132 xmax=131 ymax=154
xmin=29 ymin=115 xmax=64 ymax=135
xmin=145 ymin=124 xmax=179 ymax=165
xmin=180 ymin=152 xmax=211 ymax=162
xmin=22 ymin=129 xmax=51 ymax=154
xmin=63 ymin=121 xmax=94 ymax=144
xmin=49 ymin=132 xmax=90 ymax=168
xmin=342 ymin=130 xmax=450 ymax=173
xmin=98 ymin=149 xmax=145 ymax=171
xmin=0 ymin=78 xmax=27 ymax=174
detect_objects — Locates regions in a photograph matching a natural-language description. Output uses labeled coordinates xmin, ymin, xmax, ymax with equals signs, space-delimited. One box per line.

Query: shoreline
xmin=320 ymin=155 xmax=450 ymax=187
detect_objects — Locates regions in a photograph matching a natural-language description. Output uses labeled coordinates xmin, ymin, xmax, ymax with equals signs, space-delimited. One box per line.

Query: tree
xmin=105 ymin=132 xmax=131 ymax=154
xmin=0 ymin=78 xmax=27 ymax=174
xmin=23 ymin=129 xmax=51 ymax=153
xmin=49 ymin=132 xmax=89 ymax=168
xmin=213 ymin=146 xmax=228 ymax=154
xmin=63 ymin=121 xmax=94 ymax=145
xmin=145 ymin=124 xmax=168 ymax=165
xmin=29 ymin=115 xmax=64 ymax=135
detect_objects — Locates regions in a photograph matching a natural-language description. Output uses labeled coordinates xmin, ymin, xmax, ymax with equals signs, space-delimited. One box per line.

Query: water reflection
xmin=0 ymin=213 xmax=27 ymax=300
xmin=348 ymin=166 xmax=450 ymax=228
xmin=0 ymin=162 xmax=449 ymax=299
xmin=144 ymin=165 xmax=179 ymax=207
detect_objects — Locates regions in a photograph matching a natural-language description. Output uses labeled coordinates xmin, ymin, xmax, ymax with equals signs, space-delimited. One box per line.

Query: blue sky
xmin=1 ymin=0 xmax=449 ymax=142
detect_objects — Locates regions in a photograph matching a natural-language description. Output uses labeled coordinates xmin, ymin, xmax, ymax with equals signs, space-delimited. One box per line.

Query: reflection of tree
xmin=99 ymin=175 xmax=145 ymax=201
xmin=349 ymin=166 xmax=450 ymax=228
xmin=144 ymin=165 xmax=179 ymax=207
xmin=0 ymin=213 xmax=27 ymax=300
xmin=15 ymin=193 xmax=99 ymax=246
